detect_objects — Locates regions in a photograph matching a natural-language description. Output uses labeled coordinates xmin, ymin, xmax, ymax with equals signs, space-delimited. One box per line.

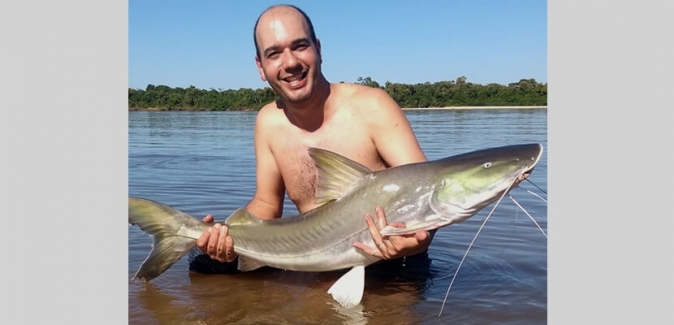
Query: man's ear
xmin=255 ymin=56 xmax=267 ymax=82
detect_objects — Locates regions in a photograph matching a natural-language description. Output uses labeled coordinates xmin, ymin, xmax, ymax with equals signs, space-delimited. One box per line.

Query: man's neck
xmin=283 ymin=77 xmax=331 ymax=132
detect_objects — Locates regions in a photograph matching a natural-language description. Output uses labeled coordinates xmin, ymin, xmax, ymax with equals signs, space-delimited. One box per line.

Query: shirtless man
xmin=195 ymin=4 xmax=434 ymax=265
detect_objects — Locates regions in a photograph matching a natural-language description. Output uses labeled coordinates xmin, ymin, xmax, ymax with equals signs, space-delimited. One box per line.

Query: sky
xmin=129 ymin=0 xmax=547 ymax=91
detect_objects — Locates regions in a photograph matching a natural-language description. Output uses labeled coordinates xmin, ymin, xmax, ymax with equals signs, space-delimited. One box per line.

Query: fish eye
xmin=483 ymin=162 xmax=492 ymax=168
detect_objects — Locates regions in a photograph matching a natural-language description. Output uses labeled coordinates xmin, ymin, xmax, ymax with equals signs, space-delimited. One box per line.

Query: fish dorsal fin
xmin=224 ymin=208 xmax=263 ymax=226
xmin=308 ymin=147 xmax=373 ymax=205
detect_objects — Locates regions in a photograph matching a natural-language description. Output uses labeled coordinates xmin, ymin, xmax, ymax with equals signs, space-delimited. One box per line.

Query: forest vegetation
xmin=128 ymin=76 xmax=547 ymax=111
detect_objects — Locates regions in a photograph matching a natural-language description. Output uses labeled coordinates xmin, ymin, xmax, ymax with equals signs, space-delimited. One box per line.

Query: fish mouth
xmin=517 ymin=168 xmax=533 ymax=183
xmin=516 ymin=145 xmax=544 ymax=184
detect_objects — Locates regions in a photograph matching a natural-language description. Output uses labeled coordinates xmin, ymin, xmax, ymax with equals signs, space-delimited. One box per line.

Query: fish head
xmin=429 ymin=143 xmax=543 ymax=224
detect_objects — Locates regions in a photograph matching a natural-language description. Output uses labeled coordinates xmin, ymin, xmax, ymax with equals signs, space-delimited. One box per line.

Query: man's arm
xmin=367 ymin=87 xmax=427 ymax=167
xmin=355 ymin=87 xmax=433 ymax=259
xmin=196 ymin=107 xmax=285 ymax=262
xmin=245 ymin=108 xmax=286 ymax=220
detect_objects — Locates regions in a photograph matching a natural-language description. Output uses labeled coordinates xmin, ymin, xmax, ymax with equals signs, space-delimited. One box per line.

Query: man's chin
xmin=280 ymin=88 xmax=312 ymax=104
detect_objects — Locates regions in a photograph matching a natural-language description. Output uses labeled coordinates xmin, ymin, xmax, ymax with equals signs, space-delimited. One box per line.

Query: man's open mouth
xmin=283 ymin=72 xmax=307 ymax=85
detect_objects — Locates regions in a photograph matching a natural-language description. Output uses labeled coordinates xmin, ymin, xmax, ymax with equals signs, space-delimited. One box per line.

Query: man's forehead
xmin=255 ymin=7 xmax=310 ymax=43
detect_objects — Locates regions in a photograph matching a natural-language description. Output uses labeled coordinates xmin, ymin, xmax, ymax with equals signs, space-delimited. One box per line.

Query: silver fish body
xmin=129 ymin=143 xmax=543 ymax=307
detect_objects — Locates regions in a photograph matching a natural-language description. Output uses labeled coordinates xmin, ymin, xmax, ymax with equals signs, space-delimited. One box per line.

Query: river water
xmin=128 ymin=108 xmax=548 ymax=324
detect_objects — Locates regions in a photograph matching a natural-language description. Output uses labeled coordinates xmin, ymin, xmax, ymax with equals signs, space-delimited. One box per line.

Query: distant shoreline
xmin=401 ymin=106 xmax=547 ymax=110
xmin=129 ymin=106 xmax=547 ymax=112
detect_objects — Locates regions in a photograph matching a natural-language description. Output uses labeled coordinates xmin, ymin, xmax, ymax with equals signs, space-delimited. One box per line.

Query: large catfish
xmin=129 ymin=143 xmax=543 ymax=308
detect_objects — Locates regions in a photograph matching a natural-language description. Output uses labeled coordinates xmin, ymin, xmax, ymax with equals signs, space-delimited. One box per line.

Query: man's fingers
xmin=374 ymin=206 xmax=387 ymax=228
xmin=353 ymin=242 xmax=380 ymax=257
xmin=225 ymin=236 xmax=234 ymax=262
xmin=197 ymin=215 xmax=215 ymax=254
xmin=356 ymin=215 xmax=385 ymax=258
xmin=388 ymin=222 xmax=406 ymax=229
xmin=416 ymin=230 xmax=430 ymax=242
xmin=208 ymin=224 xmax=221 ymax=257
xmin=216 ymin=225 xmax=226 ymax=260
xmin=364 ymin=213 xmax=384 ymax=244
xmin=196 ymin=227 xmax=212 ymax=250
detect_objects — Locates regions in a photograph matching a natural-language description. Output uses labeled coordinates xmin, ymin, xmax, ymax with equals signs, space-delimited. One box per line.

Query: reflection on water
xmin=129 ymin=109 xmax=547 ymax=324
xmin=130 ymin=263 xmax=432 ymax=324
xmin=130 ymin=247 xmax=437 ymax=324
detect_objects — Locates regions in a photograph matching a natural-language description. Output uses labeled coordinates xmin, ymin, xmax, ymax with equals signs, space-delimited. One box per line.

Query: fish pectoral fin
xmin=327 ymin=265 xmax=365 ymax=308
xmin=237 ymin=255 xmax=267 ymax=272
xmin=380 ymin=217 xmax=451 ymax=236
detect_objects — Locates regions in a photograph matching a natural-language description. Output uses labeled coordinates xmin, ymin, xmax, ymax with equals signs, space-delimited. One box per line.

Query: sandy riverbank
xmin=129 ymin=106 xmax=547 ymax=112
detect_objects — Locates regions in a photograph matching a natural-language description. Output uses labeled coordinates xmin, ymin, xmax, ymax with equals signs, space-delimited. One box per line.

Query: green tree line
xmin=128 ymin=76 xmax=546 ymax=111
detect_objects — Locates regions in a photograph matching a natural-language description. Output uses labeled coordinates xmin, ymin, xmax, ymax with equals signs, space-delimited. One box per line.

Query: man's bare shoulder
xmin=256 ymin=99 xmax=286 ymax=125
xmin=333 ymin=83 xmax=402 ymax=121
xmin=331 ymin=83 xmax=399 ymax=114
xmin=332 ymin=82 xmax=388 ymax=99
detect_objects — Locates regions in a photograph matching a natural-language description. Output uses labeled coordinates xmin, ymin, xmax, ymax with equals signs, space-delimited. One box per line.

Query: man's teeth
xmin=286 ymin=75 xmax=304 ymax=82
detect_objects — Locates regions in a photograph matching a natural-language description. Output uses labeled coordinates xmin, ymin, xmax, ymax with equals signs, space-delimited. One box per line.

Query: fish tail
xmin=129 ymin=197 xmax=208 ymax=281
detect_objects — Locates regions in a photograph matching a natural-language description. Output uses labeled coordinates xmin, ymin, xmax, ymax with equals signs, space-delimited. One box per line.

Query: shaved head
xmin=253 ymin=4 xmax=317 ymax=59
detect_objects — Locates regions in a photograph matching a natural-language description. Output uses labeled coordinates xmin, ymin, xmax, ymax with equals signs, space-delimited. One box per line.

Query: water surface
xmin=129 ymin=108 xmax=548 ymax=324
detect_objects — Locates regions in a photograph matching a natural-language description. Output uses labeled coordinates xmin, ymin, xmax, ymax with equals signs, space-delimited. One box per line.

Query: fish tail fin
xmin=129 ymin=197 xmax=209 ymax=281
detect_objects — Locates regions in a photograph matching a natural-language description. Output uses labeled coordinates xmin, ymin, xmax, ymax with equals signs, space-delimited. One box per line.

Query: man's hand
xmin=196 ymin=215 xmax=238 ymax=263
xmin=353 ymin=206 xmax=431 ymax=259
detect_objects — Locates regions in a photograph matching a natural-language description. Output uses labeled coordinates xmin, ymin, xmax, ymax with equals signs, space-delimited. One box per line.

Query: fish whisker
xmin=526 ymin=189 xmax=547 ymax=203
xmin=437 ymin=174 xmax=518 ymax=317
xmin=494 ymin=203 xmax=519 ymax=258
xmin=509 ymin=195 xmax=547 ymax=239
xmin=525 ymin=178 xmax=547 ymax=196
